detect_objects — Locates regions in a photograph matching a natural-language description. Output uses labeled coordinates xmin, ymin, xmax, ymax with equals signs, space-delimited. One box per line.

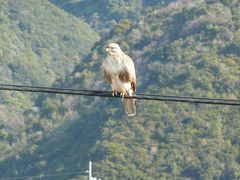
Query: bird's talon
xmin=120 ymin=92 xmax=128 ymax=98
xmin=111 ymin=90 xmax=116 ymax=96
xmin=111 ymin=90 xmax=119 ymax=97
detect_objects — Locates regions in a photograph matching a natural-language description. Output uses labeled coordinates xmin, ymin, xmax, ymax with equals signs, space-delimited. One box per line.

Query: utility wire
xmin=0 ymin=84 xmax=239 ymax=106
xmin=0 ymin=171 xmax=87 ymax=180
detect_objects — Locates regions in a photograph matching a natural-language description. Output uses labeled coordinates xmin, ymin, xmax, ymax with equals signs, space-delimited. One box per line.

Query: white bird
xmin=102 ymin=43 xmax=136 ymax=117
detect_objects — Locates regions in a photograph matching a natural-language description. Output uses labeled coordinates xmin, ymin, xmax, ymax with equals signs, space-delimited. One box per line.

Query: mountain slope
xmin=0 ymin=0 xmax=99 ymax=86
xmin=50 ymin=0 xmax=177 ymax=34
xmin=0 ymin=0 xmax=240 ymax=179
xmin=0 ymin=0 xmax=99 ymax=163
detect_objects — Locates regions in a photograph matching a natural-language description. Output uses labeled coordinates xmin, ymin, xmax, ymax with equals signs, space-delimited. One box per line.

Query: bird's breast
xmin=104 ymin=55 xmax=132 ymax=93
xmin=105 ymin=56 xmax=124 ymax=74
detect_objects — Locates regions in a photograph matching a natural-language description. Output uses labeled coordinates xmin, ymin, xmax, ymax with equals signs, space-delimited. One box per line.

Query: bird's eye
xmin=111 ymin=47 xmax=114 ymax=49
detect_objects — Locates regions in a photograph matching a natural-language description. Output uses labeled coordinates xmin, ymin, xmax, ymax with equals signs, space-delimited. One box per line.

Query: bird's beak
xmin=106 ymin=48 xmax=109 ymax=52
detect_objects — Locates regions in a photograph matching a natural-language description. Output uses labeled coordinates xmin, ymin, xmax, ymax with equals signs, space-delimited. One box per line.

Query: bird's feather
xmin=102 ymin=64 xmax=112 ymax=84
xmin=122 ymin=98 xmax=136 ymax=117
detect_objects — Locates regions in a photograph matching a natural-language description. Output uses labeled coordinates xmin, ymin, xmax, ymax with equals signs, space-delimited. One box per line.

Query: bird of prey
xmin=103 ymin=43 xmax=136 ymax=117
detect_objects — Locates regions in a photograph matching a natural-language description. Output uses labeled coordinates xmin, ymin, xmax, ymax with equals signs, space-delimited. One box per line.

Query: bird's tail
xmin=122 ymin=98 xmax=136 ymax=117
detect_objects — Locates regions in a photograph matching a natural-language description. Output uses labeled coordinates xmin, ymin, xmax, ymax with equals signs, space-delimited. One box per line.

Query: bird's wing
xmin=118 ymin=55 xmax=136 ymax=93
xmin=102 ymin=61 xmax=112 ymax=84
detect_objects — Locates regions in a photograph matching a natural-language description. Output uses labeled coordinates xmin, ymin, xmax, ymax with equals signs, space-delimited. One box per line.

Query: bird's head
xmin=106 ymin=43 xmax=122 ymax=56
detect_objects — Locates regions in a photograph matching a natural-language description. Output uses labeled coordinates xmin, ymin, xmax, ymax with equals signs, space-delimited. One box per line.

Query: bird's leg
xmin=120 ymin=92 xmax=128 ymax=98
xmin=111 ymin=89 xmax=118 ymax=96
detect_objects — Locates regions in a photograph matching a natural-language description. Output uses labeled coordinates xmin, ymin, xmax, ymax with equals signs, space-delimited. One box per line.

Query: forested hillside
xmin=0 ymin=0 xmax=98 ymax=85
xmin=0 ymin=0 xmax=99 ymax=167
xmin=50 ymin=0 xmax=177 ymax=34
xmin=0 ymin=0 xmax=239 ymax=179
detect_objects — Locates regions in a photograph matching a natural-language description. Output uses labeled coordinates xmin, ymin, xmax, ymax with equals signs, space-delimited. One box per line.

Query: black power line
xmin=0 ymin=84 xmax=239 ymax=106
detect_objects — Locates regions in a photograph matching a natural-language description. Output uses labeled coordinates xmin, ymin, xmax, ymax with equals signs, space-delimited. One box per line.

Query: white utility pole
xmin=88 ymin=161 xmax=100 ymax=180
xmin=89 ymin=161 xmax=93 ymax=180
